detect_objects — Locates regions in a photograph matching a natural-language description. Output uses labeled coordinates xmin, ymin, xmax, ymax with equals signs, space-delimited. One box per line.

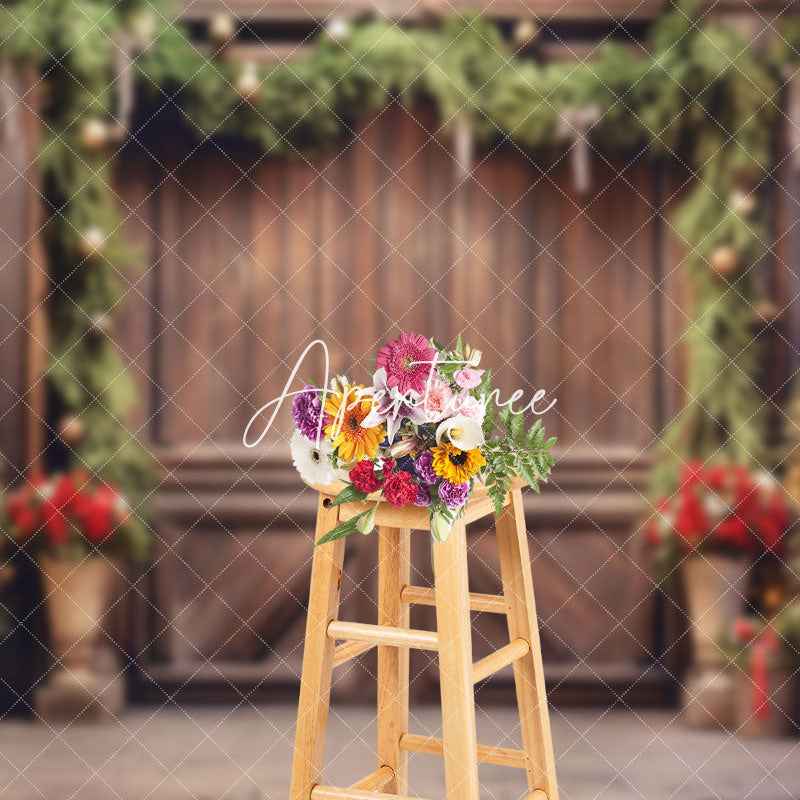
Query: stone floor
xmin=1 ymin=705 xmax=799 ymax=800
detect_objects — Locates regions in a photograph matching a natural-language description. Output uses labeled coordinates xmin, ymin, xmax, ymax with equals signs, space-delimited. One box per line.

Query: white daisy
xmin=291 ymin=429 xmax=336 ymax=485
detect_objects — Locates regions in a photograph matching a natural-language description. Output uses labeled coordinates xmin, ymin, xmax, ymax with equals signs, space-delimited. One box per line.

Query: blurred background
xmin=1 ymin=0 xmax=800 ymax=798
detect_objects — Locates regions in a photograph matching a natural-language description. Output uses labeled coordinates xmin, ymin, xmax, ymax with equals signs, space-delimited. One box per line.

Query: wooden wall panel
xmin=115 ymin=105 xmax=684 ymax=702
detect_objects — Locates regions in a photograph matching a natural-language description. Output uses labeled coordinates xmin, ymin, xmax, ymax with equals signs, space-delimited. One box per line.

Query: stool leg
xmin=495 ymin=488 xmax=559 ymax=800
xmin=433 ymin=518 xmax=480 ymax=800
xmin=290 ymin=495 xmax=346 ymax=800
xmin=377 ymin=526 xmax=411 ymax=794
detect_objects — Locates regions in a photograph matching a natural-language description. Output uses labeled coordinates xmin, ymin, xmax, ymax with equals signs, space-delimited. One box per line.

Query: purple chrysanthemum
xmin=438 ymin=479 xmax=470 ymax=509
xmin=414 ymin=485 xmax=431 ymax=507
xmin=292 ymin=385 xmax=329 ymax=441
xmin=414 ymin=450 xmax=437 ymax=485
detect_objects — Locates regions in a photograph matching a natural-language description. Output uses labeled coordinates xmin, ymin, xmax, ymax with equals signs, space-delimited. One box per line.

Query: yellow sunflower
xmin=324 ymin=385 xmax=384 ymax=463
xmin=431 ymin=443 xmax=486 ymax=484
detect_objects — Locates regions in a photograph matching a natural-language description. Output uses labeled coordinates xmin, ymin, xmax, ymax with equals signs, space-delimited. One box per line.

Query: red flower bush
xmin=349 ymin=460 xmax=383 ymax=493
xmin=2 ymin=471 xmax=130 ymax=552
xmin=646 ymin=461 xmax=793 ymax=558
xmin=383 ymin=471 xmax=417 ymax=509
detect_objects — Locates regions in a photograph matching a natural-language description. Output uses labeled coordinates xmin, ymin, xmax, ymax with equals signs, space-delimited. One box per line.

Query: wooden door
xmin=115 ymin=104 xmax=689 ymax=702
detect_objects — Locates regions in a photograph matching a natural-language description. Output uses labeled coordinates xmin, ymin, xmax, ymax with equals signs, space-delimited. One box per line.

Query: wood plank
xmin=472 ymin=638 xmax=530 ymax=684
xmin=327 ymin=620 xmax=438 ymax=651
xmin=432 ymin=518 xmax=480 ymax=800
xmin=332 ymin=640 xmax=375 ymax=668
xmin=20 ymin=67 xmax=47 ymax=473
xmin=349 ymin=766 xmax=394 ymax=792
xmin=377 ymin=526 xmax=411 ymax=794
xmin=400 ymin=585 xmax=507 ymax=614
xmin=495 ymin=489 xmax=558 ymax=800
xmin=312 ymin=787 xmax=428 ymax=800
xmin=289 ymin=495 xmax=345 ymax=800
xmin=400 ymin=733 xmax=527 ymax=769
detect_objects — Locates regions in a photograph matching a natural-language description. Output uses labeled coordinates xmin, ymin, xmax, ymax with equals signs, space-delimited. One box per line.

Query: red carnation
xmin=383 ymin=471 xmax=417 ymax=509
xmin=381 ymin=458 xmax=396 ymax=479
xmin=349 ymin=460 xmax=383 ymax=493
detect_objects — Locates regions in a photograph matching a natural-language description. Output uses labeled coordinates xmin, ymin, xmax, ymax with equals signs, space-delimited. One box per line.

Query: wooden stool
xmin=290 ymin=478 xmax=558 ymax=800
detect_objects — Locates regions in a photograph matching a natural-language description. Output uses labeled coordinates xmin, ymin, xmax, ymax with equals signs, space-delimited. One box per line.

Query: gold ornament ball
xmin=58 ymin=415 xmax=85 ymax=445
xmin=324 ymin=17 xmax=351 ymax=43
xmin=208 ymin=12 xmax=236 ymax=47
xmin=235 ymin=63 xmax=260 ymax=101
xmin=512 ymin=19 xmax=541 ymax=50
xmin=709 ymin=244 xmax=739 ymax=278
xmin=89 ymin=311 xmax=113 ymax=335
xmin=730 ymin=188 xmax=756 ymax=217
xmin=78 ymin=227 xmax=105 ymax=259
xmin=79 ymin=118 xmax=111 ymax=152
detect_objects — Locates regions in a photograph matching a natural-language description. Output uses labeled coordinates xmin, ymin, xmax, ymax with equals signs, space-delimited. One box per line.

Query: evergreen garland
xmin=0 ymin=0 xmax=792 ymax=531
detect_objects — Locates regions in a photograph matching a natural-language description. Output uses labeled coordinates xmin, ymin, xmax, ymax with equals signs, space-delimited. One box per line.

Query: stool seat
xmin=302 ymin=476 xmax=527 ymax=529
xmin=290 ymin=480 xmax=559 ymax=800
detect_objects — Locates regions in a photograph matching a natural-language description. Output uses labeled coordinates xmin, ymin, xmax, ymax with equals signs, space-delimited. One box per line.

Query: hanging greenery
xmin=0 ymin=0 xmax=790 ymax=519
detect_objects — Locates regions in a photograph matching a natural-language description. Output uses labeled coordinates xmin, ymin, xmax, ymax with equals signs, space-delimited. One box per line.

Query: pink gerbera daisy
xmin=376 ymin=332 xmax=436 ymax=395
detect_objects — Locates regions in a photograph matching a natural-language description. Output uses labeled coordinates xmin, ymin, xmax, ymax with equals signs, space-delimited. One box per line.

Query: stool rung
xmin=332 ymin=640 xmax=375 ymax=668
xmin=399 ymin=733 xmax=527 ymax=769
xmin=472 ymin=637 xmax=530 ymax=684
xmin=527 ymin=792 xmax=548 ymax=800
xmin=400 ymin=585 xmax=507 ymax=614
xmin=349 ymin=765 xmax=394 ymax=791
xmin=312 ymin=787 xmax=429 ymax=800
xmin=327 ymin=620 xmax=438 ymax=651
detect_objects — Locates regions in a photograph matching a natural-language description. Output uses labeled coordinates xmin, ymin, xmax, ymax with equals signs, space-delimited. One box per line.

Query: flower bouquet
xmin=2 ymin=470 xmax=147 ymax=560
xmin=289 ymin=333 xmax=556 ymax=544
xmin=646 ymin=460 xmax=792 ymax=572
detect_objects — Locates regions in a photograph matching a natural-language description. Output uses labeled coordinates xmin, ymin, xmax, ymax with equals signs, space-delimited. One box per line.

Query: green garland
xmin=0 ymin=0 xmax=791 ymax=536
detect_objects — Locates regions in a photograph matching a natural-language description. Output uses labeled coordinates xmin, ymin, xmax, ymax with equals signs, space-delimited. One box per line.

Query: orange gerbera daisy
xmin=324 ymin=385 xmax=384 ymax=463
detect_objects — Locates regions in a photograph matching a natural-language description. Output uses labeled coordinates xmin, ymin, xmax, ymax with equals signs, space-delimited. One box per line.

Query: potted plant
xmin=724 ymin=606 xmax=800 ymax=737
xmin=647 ymin=460 xmax=792 ymax=727
xmin=2 ymin=469 xmax=149 ymax=720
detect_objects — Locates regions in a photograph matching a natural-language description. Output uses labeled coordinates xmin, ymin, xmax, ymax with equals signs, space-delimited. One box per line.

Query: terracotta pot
xmin=38 ymin=554 xmax=115 ymax=683
xmin=682 ymin=553 xmax=750 ymax=728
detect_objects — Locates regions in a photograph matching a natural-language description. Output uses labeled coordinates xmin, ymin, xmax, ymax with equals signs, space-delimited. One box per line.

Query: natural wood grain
xmin=526 ymin=791 xmax=548 ymax=800
xmin=311 ymin=786 xmax=429 ymax=800
xmin=327 ymin=621 xmax=438 ymax=651
xmin=472 ymin=637 xmax=530 ymax=684
xmin=432 ymin=518 xmax=480 ymax=800
xmin=399 ymin=733 xmax=527 ymax=769
xmin=377 ymin=526 xmax=411 ymax=794
xmin=332 ymin=640 xmax=375 ymax=669
xmin=496 ymin=489 xmax=559 ymax=800
xmin=400 ymin=585 xmax=507 ymax=614
xmin=21 ymin=67 xmax=47 ymax=473
xmin=349 ymin=765 xmax=394 ymax=792
xmin=289 ymin=495 xmax=345 ymax=800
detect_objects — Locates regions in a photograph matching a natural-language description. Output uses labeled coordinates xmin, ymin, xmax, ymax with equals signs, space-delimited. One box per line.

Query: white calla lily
xmin=435 ymin=416 xmax=484 ymax=450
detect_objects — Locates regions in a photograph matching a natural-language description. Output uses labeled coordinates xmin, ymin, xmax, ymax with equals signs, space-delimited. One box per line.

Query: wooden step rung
xmin=472 ymin=637 xmax=530 ymax=684
xmin=327 ymin=620 xmax=439 ymax=651
xmin=526 ymin=791 xmax=548 ymax=800
xmin=399 ymin=733 xmax=528 ymax=769
xmin=311 ymin=786 xmax=429 ymax=800
xmin=332 ymin=640 xmax=375 ymax=668
xmin=400 ymin=585 xmax=507 ymax=614
xmin=349 ymin=765 xmax=394 ymax=791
